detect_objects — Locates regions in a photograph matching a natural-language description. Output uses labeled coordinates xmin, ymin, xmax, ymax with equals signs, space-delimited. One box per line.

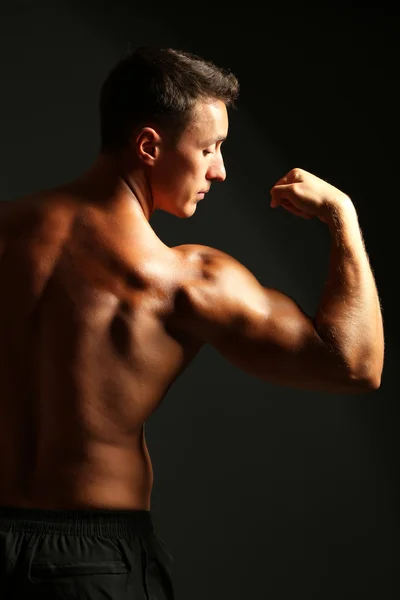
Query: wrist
xmin=323 ymin=195 xmax=356 ymax=229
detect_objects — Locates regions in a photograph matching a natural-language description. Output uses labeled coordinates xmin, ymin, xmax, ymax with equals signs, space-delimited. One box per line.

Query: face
xmin=150 ymin=99 xmax=228 ymax=218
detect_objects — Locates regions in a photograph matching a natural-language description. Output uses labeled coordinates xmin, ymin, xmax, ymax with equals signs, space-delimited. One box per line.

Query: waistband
xmin=0 ymin=505 xmax=154 ymax=537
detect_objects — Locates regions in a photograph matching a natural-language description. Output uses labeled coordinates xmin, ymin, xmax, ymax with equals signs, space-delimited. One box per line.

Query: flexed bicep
xmin=177 ymin=246 xmax=369 ymax=394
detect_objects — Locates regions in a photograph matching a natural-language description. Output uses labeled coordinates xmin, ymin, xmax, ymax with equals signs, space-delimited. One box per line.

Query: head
xmin=99 ymin=47 xmax=239 ymax=218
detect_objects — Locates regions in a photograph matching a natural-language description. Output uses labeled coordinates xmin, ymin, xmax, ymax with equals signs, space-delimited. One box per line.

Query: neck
xmin=71 ymin=153 xmax=154 ymax=221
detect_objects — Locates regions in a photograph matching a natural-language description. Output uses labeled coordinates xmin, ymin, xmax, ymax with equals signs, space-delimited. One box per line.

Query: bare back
xmin=0 ymin=183 xmax=375 ymax=511
xmin=0 ymin=192 xmax=203 ymax=510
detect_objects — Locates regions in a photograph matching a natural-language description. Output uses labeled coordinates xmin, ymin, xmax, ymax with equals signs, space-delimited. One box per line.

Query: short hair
xmin=99 ymin=47 xmax=239 ymax=152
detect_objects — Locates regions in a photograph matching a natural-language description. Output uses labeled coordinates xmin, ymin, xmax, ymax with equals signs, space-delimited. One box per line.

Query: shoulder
xmin=0 ymin=192 xmax=78 ymax=253
xmin=0 ymin=197 xmax=36 ymax=236
xmin=171 ymin=243 xmax=266 ymax=322
xmin=0 ymin=194 xmax=49 ymax=226
xmin=173 ymin=243 xmax=262 ymax=291
xmin=173 ymin=243 xmax=246 ymax=279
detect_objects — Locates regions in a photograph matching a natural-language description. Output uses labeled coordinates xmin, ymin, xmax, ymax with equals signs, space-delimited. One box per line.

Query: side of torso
xmin=0 ymin=194 xmax=204 ymax=509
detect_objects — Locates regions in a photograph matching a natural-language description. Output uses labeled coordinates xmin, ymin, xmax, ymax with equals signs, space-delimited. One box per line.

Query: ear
xmin=135 ymin=127 xmax=162 ymax=166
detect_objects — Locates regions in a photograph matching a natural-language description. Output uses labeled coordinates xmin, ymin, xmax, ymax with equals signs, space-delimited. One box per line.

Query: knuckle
xmin=290 ymin=168 xmax=303 ymax=181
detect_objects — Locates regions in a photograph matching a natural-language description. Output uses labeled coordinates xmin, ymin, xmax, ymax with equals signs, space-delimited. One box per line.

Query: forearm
xmin=315 ymin=197 xmax=384 ymax=387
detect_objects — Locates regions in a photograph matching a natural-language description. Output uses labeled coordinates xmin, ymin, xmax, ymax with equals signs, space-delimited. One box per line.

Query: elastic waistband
xmin=0 ymin=505 xmax=154 ymax=537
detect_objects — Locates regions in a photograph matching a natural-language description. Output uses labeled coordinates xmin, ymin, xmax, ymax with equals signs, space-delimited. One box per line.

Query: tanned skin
xmin=0 ymin=99 xmax=383 ymax=510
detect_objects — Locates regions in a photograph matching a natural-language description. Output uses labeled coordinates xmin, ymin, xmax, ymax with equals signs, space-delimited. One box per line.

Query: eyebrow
xmin=202 ymin=135 xmax=227 ymax=147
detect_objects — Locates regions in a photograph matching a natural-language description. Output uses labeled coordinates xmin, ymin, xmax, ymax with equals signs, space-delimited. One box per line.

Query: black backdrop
xmin=0 ymin=1 xmax=397 ymax=598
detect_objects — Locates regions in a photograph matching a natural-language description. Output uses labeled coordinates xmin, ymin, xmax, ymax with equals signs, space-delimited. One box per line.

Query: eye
xmin=203 ymin=149 xmax=213 ymax=156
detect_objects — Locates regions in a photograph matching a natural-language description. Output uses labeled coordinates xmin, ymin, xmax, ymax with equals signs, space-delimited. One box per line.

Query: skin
xmin=0 ymin=99 xmax=228 ymax=510
xmin=0 ymin=99 xmax=382 ymax=511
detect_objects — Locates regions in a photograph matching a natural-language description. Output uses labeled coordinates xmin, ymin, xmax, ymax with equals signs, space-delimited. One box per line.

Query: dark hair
xmin=99 ymin=47 xmax=239 ymax=152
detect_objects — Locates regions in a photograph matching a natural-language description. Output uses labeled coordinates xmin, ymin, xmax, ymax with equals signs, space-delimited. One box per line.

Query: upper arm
xmin=176 ymin=247 xmax=369 ymax=394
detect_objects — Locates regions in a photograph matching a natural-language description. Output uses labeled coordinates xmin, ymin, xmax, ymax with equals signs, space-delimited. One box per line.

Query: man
xmin=0 ymin=47 xmax=384 ymax=598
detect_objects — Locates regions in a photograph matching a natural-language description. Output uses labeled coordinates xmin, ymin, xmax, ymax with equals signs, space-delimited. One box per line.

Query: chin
xmin=176 ymin=208 xmax=196 ymax=219
xmin=163 ymin=201 xmax=197 ymax=219
xmin=182 ymin=203 xmax=198 ymax=218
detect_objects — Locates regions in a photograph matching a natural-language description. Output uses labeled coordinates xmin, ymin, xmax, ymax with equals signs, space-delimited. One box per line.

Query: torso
xmin=0 ymin=190 xmax=205 ymax=510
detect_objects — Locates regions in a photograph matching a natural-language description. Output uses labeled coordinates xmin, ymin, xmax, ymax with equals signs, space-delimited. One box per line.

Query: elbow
xmin=362 ymin=374 xmax=381 ymax=392
xmin=352 ymin=368 xmax=382 ymax=393
xmin=345 ymin=351 xmax=383 ymax=393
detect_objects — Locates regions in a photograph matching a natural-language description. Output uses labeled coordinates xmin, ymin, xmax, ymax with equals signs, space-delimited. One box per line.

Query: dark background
xmin=0 ymin=1 xmax=398 ymax=598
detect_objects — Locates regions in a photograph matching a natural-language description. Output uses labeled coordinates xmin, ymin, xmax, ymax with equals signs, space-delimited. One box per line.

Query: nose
xmin=207 ymin=154 xmax=226 ymax=182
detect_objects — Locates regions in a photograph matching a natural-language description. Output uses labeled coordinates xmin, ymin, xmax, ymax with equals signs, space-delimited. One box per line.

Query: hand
xmin=270 ymin=168 xmax=352 ymax=223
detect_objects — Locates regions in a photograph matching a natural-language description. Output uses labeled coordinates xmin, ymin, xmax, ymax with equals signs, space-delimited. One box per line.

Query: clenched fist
xmin=270 ymin=168 xmax=352 ymax=223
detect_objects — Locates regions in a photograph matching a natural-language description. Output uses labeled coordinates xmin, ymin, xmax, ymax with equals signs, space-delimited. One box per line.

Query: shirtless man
xmin=0 ymin=47 xmax=384 ymax=598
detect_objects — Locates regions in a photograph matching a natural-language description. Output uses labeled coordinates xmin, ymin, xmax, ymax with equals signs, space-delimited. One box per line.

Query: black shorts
xmin=0 ymin=505 xmax=174 ymax=599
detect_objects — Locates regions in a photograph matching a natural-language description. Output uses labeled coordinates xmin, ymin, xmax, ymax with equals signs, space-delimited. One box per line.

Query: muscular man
xmin=0 ymin=47 xmax=384 ymax=598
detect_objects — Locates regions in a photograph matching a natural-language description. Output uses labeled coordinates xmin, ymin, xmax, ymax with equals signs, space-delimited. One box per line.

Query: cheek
xmin=153 ymin=158 xmax=179 ymax=190
xmin=175 ymin=159 xmax=200 ymax=191
xmin=155 ymin=151 xmax=202 ymax=197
